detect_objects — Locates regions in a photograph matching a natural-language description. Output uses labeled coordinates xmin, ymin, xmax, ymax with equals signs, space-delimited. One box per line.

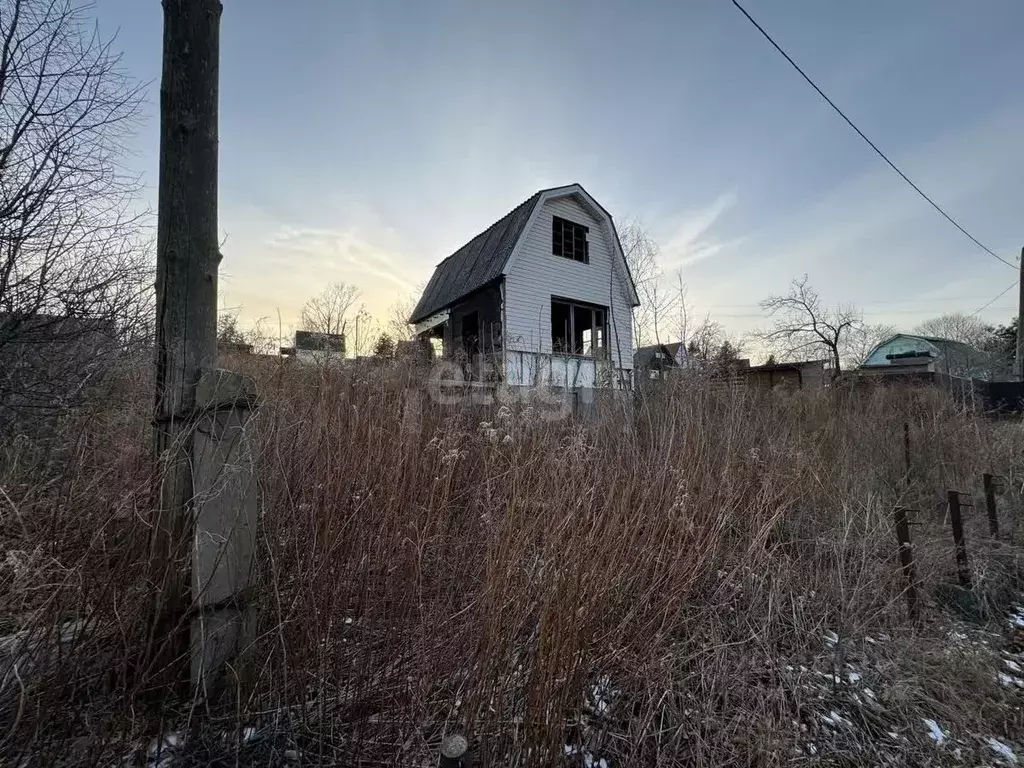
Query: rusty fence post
xmin=893 ymin=506 xmax=920 ymax=621
xmin=440 ymin=734 xmax=470 ymax=768
xmin=983 ymin=473 xmax=1000 ymax=538
xmin=947 ymin=491 xmax=971 ymax=589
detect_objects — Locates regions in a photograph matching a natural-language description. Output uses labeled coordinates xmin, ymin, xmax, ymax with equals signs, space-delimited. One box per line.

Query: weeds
xmin=1 ymin=361 xmax=1023 ymax=765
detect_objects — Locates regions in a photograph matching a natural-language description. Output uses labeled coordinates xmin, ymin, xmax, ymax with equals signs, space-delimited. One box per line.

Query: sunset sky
xmin=93 ymin=0 xmax=1024 ymax=345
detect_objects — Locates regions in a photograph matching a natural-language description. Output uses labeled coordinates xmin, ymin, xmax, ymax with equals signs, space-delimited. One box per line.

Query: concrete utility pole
xmin=1016 ymin=246 xmax=1024 ymax=380
xmin=150 ymin=0 xmax=223 ymax=692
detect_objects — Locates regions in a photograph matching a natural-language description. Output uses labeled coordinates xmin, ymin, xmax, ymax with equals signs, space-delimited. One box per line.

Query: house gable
xmin=502 ymin=187 xmax=636 ymax=371
xmin=409 ymin=184 xmax=639 ymax=326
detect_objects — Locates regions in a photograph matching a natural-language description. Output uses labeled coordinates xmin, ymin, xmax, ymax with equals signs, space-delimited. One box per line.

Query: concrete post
xmin=190 ymin=369 xmax=258 ymax=695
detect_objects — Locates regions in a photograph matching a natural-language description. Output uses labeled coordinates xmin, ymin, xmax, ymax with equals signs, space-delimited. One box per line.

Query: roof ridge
xmin=431 ymin=190 xmax=543 ymax=269
xmin=409 ymin=189 xmax=547 ymax=324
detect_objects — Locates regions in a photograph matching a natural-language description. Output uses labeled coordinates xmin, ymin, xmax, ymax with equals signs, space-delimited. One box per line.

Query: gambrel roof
xmin=409 ymin=184 xmax=638 ymax=325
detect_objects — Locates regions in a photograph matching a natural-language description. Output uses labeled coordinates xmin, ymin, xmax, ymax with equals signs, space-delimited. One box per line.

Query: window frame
xmin=550 ymin=297 xmax=609 ymax=358
xmin=552 ymin=215 xmax=590 ymax=264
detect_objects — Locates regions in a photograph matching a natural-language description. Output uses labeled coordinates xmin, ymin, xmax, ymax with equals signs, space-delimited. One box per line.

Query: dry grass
xmin=2 ymin=359 xmax=1024 ymax=766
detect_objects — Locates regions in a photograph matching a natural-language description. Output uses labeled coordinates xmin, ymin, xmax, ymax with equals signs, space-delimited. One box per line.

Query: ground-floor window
xmin=551 ymin=298 xmax=608 ymax=357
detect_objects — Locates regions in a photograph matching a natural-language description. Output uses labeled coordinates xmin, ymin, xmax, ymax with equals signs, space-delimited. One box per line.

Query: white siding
xmin=503 ymin=195 xmax=634 ymax=386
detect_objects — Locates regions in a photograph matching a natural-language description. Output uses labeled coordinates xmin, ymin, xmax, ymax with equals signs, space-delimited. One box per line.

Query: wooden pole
xmin=947 ymin=491 xmax=971 ymax=589
xmin=893 ymin=506 xmax=920 ymax=621
xmin=983 ymin=473 xmax=999 ymax=538
xmin=149 ymin=0 xmax=222 ymax=692
xmin=1016 ymin=246 xmax=1024 ymax=380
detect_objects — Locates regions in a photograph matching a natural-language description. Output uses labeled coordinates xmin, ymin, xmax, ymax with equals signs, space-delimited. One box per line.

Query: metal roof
xmin=408 ymin=191 xmax=543 ymax=324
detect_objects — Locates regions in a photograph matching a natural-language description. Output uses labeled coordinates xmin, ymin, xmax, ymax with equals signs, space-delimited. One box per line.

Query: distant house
xmin=218 ymin=341 xmax=253 ymax=356
xmin=742 ymin=359 xmax=826 ymax=390
xmin=409 ymin=184 xmax=639 ymax=388
xmin=280 ymin=330 xmax=345 ymax=363
xmin=858 ymin=334 xmax=994 ymax=380
xmin=634 ymin=342 xmax=687 ymax=379
xmin=0 ymin=313 xmax=119 ymax=414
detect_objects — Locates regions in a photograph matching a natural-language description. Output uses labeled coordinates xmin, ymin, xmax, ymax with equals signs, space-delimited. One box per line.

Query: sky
xmin=91 ymin=0 xmax=1024 ymax=347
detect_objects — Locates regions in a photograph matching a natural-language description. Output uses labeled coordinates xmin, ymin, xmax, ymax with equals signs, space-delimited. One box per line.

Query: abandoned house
xmin=409 ymin=184 xmax=639 ymax=389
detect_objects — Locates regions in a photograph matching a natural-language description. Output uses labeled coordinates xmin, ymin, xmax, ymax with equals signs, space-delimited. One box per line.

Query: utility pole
xmin=1016 ymin=246 xmax=1024 ymax=380
xmin=149 ymin=0 xmax=223 ymax=692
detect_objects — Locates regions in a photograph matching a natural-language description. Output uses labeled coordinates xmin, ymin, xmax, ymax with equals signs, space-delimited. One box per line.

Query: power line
xmin=970 ymin=282 xmax=1016 ymax=317
xmin=730 ymin=0 xmax=1016 ymax=270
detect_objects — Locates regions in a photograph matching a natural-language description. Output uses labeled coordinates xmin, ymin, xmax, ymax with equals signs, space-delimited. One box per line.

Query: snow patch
xmin=820 ymin=710 xmax=852 ymax=728
xmin=998 ymin=672 xmax=1024 ymax=688
xmin=1008 ymin=605 xmax=1024 ymax=629
xmin=147 ymin=732 xmax=182 ymax=767
xmin=922 ymin=719 xmax=946 ymax=745
xmin=987 ymin=737 xmax=1018 ymax=764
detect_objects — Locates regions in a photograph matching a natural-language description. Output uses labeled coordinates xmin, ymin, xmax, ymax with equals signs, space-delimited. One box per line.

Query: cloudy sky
xmin=93 ymin=0 xmax=1024 ymax=342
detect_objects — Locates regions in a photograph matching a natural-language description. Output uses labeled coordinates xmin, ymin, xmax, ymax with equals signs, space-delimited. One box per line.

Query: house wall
xmin=503 ymin=194 xmax=634 ymax=387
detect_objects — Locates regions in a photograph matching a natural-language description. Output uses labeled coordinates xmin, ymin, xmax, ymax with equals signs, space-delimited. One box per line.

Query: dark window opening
xmin=461 ymin=311 xmax=479 ymax=356
xmin=552 ymin=216 xmax=590 ymax=263
xmin=552 ymin=301 xmax=571 ymax=353
xmin=551 ymin=299 xmax=607 ymax=356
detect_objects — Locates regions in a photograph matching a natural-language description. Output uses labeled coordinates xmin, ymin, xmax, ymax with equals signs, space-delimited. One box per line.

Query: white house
xmin=409 ymin=184 xmax=639 ymax=389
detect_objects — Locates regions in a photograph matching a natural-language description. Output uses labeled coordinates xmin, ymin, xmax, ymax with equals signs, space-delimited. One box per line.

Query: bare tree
xmin=674 ymin=270 xmax=691 ymax=346
xmin=758 ymin=276 xmax=860 ymax=378
xmin=914 ymin=312 xmax=992 ymax=349
xmin=619 ymin=219 xmax=676 ymax=346
xmin=300 ymin=281 xmax=360 ymax=338
xmin=842 ymin=322 xmax=897 ymax=368
xmin=387 ymin=290 xmax=420 ymax=341
xmin=0 ymin=0 xmax=150 ymax=410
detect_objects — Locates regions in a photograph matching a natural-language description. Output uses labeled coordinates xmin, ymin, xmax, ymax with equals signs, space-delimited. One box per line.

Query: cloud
xmin=266 ymin=225 xmax=420 ymax=293
xmin=659 ymin=190 xmax=740 ymax=269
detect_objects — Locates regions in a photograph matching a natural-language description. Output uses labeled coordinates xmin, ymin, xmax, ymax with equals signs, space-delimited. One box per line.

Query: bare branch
xmin=300 ymin=281 xmax=361 ymax=344
xmin=757 ymin=275 xmax=862 ymax=378
xmin=0 ymin=0 xmax=151 ymax=414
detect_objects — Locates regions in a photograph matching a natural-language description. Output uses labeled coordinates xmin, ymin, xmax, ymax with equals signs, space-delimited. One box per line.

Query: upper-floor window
xmin=552 ymin=216 xmax=589 ymax=263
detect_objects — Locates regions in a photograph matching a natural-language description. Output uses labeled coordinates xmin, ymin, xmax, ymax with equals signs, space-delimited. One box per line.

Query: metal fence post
xmin=903 ymin=422 xmax=911 ymax=481
xmin=983 ymin=473 xmax=1000 ymax=538
xmin=947 ymin=491 xmax=971 ymax=589
xmin=893 ymin=506 xmax=920 ymax=621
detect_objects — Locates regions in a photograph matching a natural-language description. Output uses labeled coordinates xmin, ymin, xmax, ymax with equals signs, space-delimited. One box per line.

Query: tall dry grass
xmin=1 ymin=359 xmax=1023 ymax=765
